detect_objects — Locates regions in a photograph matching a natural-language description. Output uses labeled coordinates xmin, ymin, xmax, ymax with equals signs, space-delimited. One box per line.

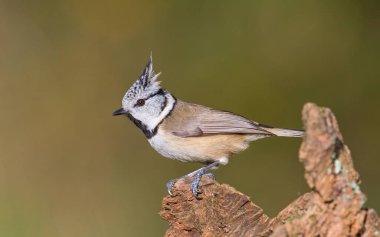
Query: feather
xmin=197 ymin=110 xmax=273 ymax=135
xmin=162 ymin=100 xmax=274 ymax=138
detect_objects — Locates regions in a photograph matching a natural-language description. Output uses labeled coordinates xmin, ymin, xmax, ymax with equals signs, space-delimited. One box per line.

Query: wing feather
xmin=163 ymin=101 xmax=273 ymax=138
xmin=197 ymin=110 xmax=273 ymax=135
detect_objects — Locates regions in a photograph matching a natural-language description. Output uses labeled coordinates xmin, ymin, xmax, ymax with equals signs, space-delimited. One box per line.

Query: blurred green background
xmin=1 ymin=0 xmax=379 ymax=236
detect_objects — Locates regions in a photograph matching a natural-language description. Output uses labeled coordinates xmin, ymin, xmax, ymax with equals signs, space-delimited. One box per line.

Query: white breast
xmin=148 ymin=130 xmax=194 ymax=163
xmin=147 ymin=129 xmax=241 ymax=165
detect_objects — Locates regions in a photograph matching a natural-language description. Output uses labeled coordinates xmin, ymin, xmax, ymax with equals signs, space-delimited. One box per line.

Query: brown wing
xmin=165 ymin=100 xmax=273 ymax=138
xmin=197 ymin=109 xmax=273 ymax=135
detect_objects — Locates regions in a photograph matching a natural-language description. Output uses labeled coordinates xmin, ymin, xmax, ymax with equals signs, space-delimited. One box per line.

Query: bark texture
xmin=160 ymin=103 xmax=380 ymax=237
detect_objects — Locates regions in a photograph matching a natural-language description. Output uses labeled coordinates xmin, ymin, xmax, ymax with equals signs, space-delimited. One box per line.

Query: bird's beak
xmin=112 ymin=108 xmax=128 ymax=116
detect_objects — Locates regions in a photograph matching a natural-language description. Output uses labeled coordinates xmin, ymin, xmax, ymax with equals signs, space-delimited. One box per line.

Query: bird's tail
xmin=264 ymin=127 xmax=304 ymax=137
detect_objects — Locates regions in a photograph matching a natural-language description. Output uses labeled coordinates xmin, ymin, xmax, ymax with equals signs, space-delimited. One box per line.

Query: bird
xmin=112 ymin=55 xmax=304 ymax=196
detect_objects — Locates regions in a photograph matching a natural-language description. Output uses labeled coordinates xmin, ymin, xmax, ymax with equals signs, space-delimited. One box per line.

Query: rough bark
xmin=160 ymin=103 xmax=380 ymax=237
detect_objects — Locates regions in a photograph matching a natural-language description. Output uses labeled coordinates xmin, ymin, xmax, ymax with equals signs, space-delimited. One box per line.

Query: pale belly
xmin=148 ymin=129 xmax=250 ymax=164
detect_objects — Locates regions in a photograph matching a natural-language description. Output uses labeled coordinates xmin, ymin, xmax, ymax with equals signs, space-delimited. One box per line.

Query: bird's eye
xmin=136 ymin=99 xmax=145 ymax=107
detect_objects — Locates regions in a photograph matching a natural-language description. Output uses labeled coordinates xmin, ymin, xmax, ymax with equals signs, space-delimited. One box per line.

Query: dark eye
xmin=136 ymin=99 xmax=145 ymax=107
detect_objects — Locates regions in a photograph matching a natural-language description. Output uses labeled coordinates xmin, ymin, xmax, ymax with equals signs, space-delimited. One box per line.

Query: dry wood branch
xmin=160 ymin=103 xmax=380 ymax=237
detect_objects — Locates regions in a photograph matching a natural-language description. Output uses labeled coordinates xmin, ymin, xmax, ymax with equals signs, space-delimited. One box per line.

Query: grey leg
xmin=166 ymin=160 xmax=220 ymax=196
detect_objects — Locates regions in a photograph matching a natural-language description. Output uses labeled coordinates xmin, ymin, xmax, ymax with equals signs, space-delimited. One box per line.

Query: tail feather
xmin=264 ymin=127 xmax=304 ymax=137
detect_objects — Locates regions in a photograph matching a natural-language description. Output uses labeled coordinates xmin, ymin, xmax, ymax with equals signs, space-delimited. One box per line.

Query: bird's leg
xmin=166 ymin=160 xmax=220 ymax=196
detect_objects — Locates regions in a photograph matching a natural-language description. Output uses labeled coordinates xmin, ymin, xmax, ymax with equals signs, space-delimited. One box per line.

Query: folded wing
xmin=170 ymin=105 xmax=273 ymax=137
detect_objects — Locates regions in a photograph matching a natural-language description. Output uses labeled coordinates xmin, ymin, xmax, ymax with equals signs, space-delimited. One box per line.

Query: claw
xmin=203 ymin=173 xmax=216 ymax=180
xmin=166 ymin=179 xmax=177 ymax=196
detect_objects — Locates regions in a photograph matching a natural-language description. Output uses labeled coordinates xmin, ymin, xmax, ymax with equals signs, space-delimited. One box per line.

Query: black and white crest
xmin=123 ymin=55 xmax=161 ymax=103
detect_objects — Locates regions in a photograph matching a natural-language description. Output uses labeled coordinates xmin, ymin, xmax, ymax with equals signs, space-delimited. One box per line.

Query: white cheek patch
xmin=145 ymin=94 xmax=176 ymax=131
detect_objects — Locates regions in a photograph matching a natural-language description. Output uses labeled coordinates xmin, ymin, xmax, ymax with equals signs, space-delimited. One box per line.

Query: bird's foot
xmin=189 ymin=171 xmax=217 ymax=196
xmin=166 ymin=160 xmax=220 ymax=197
xmin=166 ymin=173 xmax=216 ymax=196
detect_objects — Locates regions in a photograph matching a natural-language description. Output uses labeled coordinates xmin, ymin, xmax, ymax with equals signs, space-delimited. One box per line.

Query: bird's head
xmin=113 ymin=55 xmax=175 ymax=135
